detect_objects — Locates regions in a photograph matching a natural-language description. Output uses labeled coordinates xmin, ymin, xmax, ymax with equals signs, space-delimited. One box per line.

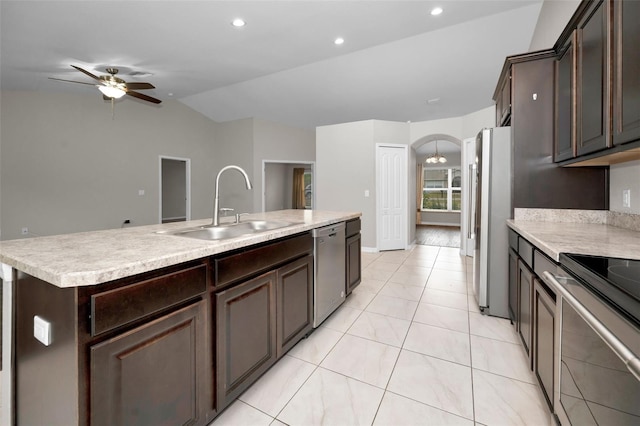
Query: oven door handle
xmin=542 ymin=271 xmax=640 ymax=381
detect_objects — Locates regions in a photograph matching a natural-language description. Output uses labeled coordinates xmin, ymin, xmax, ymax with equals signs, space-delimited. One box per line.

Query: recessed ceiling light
xmin=334 ymin=37 xmax=345 ymax=45
xmin=232 ymin=18 xmax=246 ymax=27
xmin=427 ymin=97 xmax=441 ymax=104
xmin=430 ymin=7 xmax=443 ymax=16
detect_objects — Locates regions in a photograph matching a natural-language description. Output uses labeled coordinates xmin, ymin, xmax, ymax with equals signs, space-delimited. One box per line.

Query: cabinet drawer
xmin=346 ymin=218 xmax=361 ymax=238
xmin=518 ymin=237 xmax=534 ymax=268
xmin=214 ymin=233 xmax=313 ymax=288
xmin=508 ymin=229 xmax=519 ymax=251
xmin=534 ymin=250 xmax=558 ymax=280
xmin=91 ymin=264 xmax=207 ymax=336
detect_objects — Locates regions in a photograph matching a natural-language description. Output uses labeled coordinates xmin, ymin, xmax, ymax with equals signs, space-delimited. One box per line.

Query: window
xmin=422 ymin=167 xmax=461 ymax=211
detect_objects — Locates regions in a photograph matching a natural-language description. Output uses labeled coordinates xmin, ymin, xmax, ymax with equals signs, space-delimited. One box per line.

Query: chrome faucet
xmin=213 ymin=165 xmax=253 ymax=226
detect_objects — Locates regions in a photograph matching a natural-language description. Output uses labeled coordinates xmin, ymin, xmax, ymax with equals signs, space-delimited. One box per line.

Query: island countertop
xmin=0 ymin=210 xmax=360 ymax=288
xmin=507 ymin=219 xmax=640 ymax=262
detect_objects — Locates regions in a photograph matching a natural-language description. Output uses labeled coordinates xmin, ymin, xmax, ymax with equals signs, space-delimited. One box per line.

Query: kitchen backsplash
xmin=514 ymin=208 xmax=640 ymax=233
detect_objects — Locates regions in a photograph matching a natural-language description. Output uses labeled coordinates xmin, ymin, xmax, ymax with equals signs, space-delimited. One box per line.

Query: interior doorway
xmin=262 ymin=160 xmax=315 ymax=212
xmin=159 ymin=156 xmax=191 ymax=223
xmin=376 ymin=144 xmax=407 ymax=251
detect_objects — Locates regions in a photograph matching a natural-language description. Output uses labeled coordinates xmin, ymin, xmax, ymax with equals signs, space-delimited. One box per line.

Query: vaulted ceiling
xmin=1 ymin=1 xmax=544 ymax=129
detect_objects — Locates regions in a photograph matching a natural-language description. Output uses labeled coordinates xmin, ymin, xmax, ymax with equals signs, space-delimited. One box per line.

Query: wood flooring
xmin=415 ymin=225 xmax=461 ymax=248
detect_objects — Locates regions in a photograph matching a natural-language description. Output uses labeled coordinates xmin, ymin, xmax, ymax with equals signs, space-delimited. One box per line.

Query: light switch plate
xmin=34 ymin=315 xmax=52 ymax=346
xmin=623 ymin=189 xmax=631 ymax=208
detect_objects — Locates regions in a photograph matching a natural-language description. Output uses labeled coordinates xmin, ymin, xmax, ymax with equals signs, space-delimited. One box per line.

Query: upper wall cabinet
xmin=575 ymin=0 xmax=609 ymax=156
xmin=612 ymin=0 xmax=640 ymax=146
xmin=554 ymin=0 xmax=640 ymax=166
xmin=495 ymin=70 xmax=512 ymax=127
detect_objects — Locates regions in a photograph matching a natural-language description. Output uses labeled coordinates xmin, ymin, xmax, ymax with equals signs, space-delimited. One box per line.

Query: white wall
xmin=0 ymin=91 xmax=218 ymax=240
xmin=529 ymin=0 xmax=581 ymax=51
xmin=264 ymin=163 xmax=289 ymax=212
xmin=252 ymin=118 xmax=315 ymax=212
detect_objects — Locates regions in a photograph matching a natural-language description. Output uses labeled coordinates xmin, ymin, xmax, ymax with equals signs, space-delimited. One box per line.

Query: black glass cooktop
xmin=560 ymin=253 xmax=640 ymax=326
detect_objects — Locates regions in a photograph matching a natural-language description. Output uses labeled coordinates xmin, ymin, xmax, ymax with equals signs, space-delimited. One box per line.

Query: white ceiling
xmin=0 ymin=1 xmax=543 ymax=129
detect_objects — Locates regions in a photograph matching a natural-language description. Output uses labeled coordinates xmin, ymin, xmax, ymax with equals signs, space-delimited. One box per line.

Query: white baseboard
xmin=361 ymin=246 xmax=379 ymax=253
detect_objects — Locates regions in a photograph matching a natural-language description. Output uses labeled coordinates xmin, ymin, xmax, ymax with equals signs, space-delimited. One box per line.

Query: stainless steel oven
xmin=542 ymin=254 xmax=640 ymax=426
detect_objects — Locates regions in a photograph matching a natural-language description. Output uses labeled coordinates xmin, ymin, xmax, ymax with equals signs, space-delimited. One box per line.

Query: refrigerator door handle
xmin=467 ymin=164 xmax=474 ymax=239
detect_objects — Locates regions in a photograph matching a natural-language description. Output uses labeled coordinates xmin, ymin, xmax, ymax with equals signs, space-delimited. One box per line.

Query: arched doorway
xmin=411 ymin=135 xmax=463 ymax=248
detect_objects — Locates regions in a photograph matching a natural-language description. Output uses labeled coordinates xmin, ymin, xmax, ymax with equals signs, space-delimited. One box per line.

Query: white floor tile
xmin=287 ymin=327 xmax=343 ymax=365
xmin=388 ymin=350 xmax=474 ymax=420
xmin=469 ymin=312 xmax=519 ymax=344
xmin=470 ymin=335 xmax=535 ymax=384
xmin=210 ymin=400 xmax=273 ymax=425
xmin=402 ymin=256 xmax=436 ymax=268
xmin=421 ymin=288 xmax=469 ymax=311
xmin=367 ymin=260 xmax=401 ymax=272
xmin=321 ymin=334 xmax=400 ymax=388
xmin=378 ymin=282 xmax=425 ymax=301
xmin=362 ymin=268 xmax=394 ymax=282
xmin=277 ymin=368 xmax=384 ymax=426
xmin=396 ymin=264 xmax=431 ymax=278
xmin=428 ymin=277 xmax=468 ymax=295
xmin=365 ymin=294 xmax=419 ymax=321
xmin=347 ymin=311 xmax=411 ymax=347
xmin=373 ymin=392 xmax=474 ymax=426
xmin=343 ymin=288 xmax=377 ymax=310
xmin=472 ymin=369 xmax=553 ymax=426
xmin=357 ymin=277 xmax=387 ymax=294
xmin=429 ymin=269 xmax=467 ymax=283
xmin=403 ymin=322 xmax=471 ymax=366
xmin=467 ymin=294 xmax=481 ymax=313
xmin=239 ymin=355 xmax=316 ymax=417
xmin=413 ymin=303 xmax=470 ymax=333
xmin=321 ymin=305 xmax=362 ymax=333
xmin=387 ymin=271 xmax=429 ymax=287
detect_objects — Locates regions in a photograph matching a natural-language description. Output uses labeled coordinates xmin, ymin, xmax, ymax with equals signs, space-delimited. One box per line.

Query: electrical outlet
xmin=623 ymin=189 xmax=631 ymax=208
xmin=21 ymin=227 xmax=28 ymax=235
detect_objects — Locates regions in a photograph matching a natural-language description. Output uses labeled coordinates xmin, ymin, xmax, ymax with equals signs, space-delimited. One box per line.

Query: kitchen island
xmin=0 ymin=209 xmax=360 ymax=426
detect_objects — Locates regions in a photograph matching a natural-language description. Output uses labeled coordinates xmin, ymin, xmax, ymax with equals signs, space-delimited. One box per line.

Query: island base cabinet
xmin=90 ymin=300 xmax=209 ymax=426
xmin=276 ymin=255 xmax=313 ymax=357
xmin=215 ymin=271 xmax=277 ymax=411
xmin=518 ymin=262 xmax=533 ymax=363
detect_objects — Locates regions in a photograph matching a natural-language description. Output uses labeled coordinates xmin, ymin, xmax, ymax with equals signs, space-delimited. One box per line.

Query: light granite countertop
xmin=507 ymin=219 xmax=640 ymax=262
xmin=0 ymin=210 xmax=360 ymax=288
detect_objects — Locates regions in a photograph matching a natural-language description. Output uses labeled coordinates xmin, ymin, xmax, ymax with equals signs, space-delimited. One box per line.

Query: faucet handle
xmin=219 ymin=207 xmax=235 ymax=217
xmin=235 ymin=213 xmax=250 ymax=224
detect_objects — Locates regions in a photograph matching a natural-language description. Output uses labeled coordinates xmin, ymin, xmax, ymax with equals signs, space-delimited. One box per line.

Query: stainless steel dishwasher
xmin=312 ymin=222 xmax=346 ymax=327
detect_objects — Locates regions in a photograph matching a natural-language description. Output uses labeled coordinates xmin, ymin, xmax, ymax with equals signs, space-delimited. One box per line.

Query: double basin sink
xmin=158 ymin=220 xmax=300 ymax=241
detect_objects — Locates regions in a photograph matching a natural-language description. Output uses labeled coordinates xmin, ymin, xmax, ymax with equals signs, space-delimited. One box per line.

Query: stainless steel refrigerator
xmin=472 ymin=127 xmax=511 ymax=318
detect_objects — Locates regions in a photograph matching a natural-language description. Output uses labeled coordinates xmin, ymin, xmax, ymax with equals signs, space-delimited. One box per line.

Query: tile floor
xmin=212 ymin=245 xmax=554 ymax=425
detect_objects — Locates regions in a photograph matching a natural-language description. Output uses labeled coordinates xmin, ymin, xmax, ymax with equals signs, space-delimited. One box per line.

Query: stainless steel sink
xmin=157 ymin=220 xmax=300 ymax=241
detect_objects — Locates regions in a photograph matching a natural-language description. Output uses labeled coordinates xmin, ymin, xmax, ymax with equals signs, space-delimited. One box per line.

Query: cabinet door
xmin=500 ymin=73 xmax=512 ymax=125
xmin=508 ymin=248 xmax=519 ymax=327
xmin=576 ymin=0 xmax=609 ymax=155
xmin=216 ymin=271 xmax=276 ymax=411
xmin=555 ymin=34 xmax=576 ymax=162
xmin=346 ymin=233 xmax=362 ymax=295
xmin=276 ymin=255 xmax=313 ymax=357
xmin=534 ymin=278 xmax=556 ymax=410
xmin=90 ymin=300 xmax=208 ymax=426
xmin=518 ymin=261 xmax=533 ymax=363
xmin=612 ymin=0 xmax=640 ymax=145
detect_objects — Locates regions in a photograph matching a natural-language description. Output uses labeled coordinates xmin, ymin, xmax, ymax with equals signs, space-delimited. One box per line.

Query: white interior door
xmin=377 ymin=144 xmax=407 ymax=251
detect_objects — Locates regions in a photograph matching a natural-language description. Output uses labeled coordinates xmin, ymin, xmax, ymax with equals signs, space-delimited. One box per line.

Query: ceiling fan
xmin=49 ymin=65 xmax=162 ymax=104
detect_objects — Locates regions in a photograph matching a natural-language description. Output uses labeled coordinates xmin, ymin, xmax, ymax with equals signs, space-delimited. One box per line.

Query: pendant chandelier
xmin=425 ymin=140 xmax=447 ymax=164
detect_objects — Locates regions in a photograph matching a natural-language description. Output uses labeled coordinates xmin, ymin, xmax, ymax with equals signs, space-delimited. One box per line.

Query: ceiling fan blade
xmin=71 ymin=65 xmax=103 ymax=83
xmin=126 ymin=90 xmax=162 ymax=104
xmin=48 ymin=77 xmax=97 ymax=86
xmin=125 ymin=82 xmax=155 ymax=90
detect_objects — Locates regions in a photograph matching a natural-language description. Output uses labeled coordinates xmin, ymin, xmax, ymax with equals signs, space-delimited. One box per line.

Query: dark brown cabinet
xmin=496 ymin=51 xmax=608 ymax=211
xmin=576 ymin=0 xmax=609 ymax=155
xmin=555 ymin=34 xmax=576 ymax=162
xmin=508 ymin=248 xmax=519 ymax=325
xmin=276 ymin=254 xmax=313 ymax=357
xmin=495 ymin=70 xmax=512 ymax=126
xmin=216 ymin=271 xmax=277 ymax=410
xmin=517 ymin=259 xmax=533 ymax=361
xmin=213 ymin=232 xmax=314 ymax=412
xmin=612 ymin=0 xmax=640 ymax=146
xmin=345 ymin=218 xmax=362 ymax=295
xmin=91 ymin=300 xmax=208 ymax=426
xmin=533 ymin=278 xmax=556 ymax=410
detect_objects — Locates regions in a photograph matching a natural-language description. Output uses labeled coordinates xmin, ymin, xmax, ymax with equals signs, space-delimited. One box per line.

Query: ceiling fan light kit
xmin=49 ymin=65 xmax=162 ymax=105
